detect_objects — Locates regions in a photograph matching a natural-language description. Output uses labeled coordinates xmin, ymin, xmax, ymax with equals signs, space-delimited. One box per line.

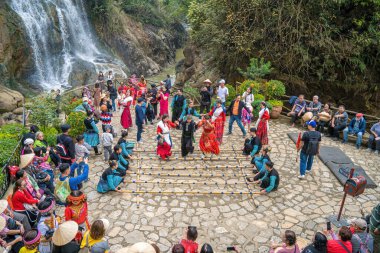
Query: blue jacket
xmin=135 ymin=104 xmax=145 ymax=125
xmin=348 ymin=117 xmax=366 ymax=134
xmin=60 ymin=162 xmax=89 ymax=191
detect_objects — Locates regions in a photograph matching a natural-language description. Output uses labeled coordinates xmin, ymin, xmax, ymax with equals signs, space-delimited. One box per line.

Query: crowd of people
xmin=0 ymin=71 xmax=378 ymax=253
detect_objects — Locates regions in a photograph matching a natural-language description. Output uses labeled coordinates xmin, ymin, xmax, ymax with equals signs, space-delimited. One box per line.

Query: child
xmin=65 ymin=190 xmax=89 ymax=236
xmin=181 ymin=226 xmax=199 ymax=253
xmin=37 ymin=198 xmax=60 ymax=253
xmin=33 ymin=147 xmax=54 ymax=184
xmin=19 ymin=229 xmax=41 ymax=253
xmin=102 ymin=126 xmax=114 ymax=162
xmin=117 ymin=130 xmax=134 ymax=159
xmin=75 ymin=135 xmax=91 ymax=160
xmin=100 ymin=104 xmax=113 ymax=133
xmin=117 ymin=90 xmax=126 ymax=112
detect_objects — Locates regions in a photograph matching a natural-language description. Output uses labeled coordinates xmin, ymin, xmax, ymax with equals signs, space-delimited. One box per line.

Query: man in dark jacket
xmin=135 ymin=98 xmax=145 ymax=143
xmin=171 ymin=89 xmax=187 ymax=122
xmin=199 ymin=79 xmax=213 ymax=114
xmin=56 ymin=124 xmax=75 ymax=164
xmin=21 ymin=125 xmax=39 ymax=144
xmin=108 ymin=82 xmax=118 ymax=112
xmin=148 ymin=84 xmax=158 ymax=118
xmin=227 ymin=95 xmax=252 ymax=136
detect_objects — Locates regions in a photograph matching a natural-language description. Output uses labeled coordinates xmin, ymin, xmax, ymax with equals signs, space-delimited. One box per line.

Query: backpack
xmin=55 ymin=177 xmax=71 ymax=203
xmin=56 ymin=135 xmax=68 ymax=157
xmin=353 ymin=233 xmax=371 ymax=253
xmin=305 ymin=132 xmax=320 ymax=155
xmin=289 ymin=96 xmax=298 ymax=106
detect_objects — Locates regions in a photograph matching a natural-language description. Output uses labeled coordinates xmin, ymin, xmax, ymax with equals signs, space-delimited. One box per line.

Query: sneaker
xmin=227 ymin=132 xmax=232 ymax=135
xmin=298 ymin=175 xmax=305 ymax=179
xmin=138 ymin=141 xmax=143 ymax=144
xmin=305 ymin=170 xmax=311 ymax=174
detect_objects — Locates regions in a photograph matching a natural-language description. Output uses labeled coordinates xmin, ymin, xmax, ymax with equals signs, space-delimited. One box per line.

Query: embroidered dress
xmin=256 ymin=108 xmax=270 ymax=145
xmin=198 ymin=120 xmax=220 ymax=155
xmin=65 ymin=202 xmax=89 ymax=230
xmin=158 ymin=92 xmax=169 ymax=116
xmin=209 ymin=107 xmax=226 ymax=145
xmin=156 ymin=120 xmax=176 ymax=159
xmin=241 ymin=92 xmax=254 ymax=126
xmin=83 ymin=118 xmax=100 ymax=147
xmin=120 ymin=96 xmax=133 ymax=129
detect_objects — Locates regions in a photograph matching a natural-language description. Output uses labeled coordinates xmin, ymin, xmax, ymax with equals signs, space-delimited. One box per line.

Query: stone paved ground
xmin=66 ymin=110 xmax=380 ymax=253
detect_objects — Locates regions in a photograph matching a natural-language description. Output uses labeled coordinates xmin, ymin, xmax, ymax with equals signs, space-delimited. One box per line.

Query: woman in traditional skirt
xmin=156 ymin=114 xmax=178 ymax=160
xmin=209 ymin=99 xmax=226 ymax=145
xmin=117 ymin=130 xmax=135 ymax=158
xmin=97 ymin=161 xmax=124 ymax=193
xmin=93 ymin=83 xmax=102 ymax=111
xmin=83 ymin=111 xmax=101 ymax=155
xmin=241 ymin=87 xmax=254 ymax=130
xmin=120 ymin=90 xmax=133 ymax=129
xmin=65 ymin=190 xmax=89 ymax=233
xmin=157 ymin=87 xmax=170 ymax=118
xmin=256 ymin=101 xmax=270 ymax=145
xmin=198 ymin=115 xmax=220 ymax=156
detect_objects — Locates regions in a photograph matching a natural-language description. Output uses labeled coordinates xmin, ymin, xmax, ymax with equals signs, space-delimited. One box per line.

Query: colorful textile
xmin=210 ymin=107 xmax=226 ymax=145
xmin=241 ymin=108 xmax=252 ymax=126
xmin=198 ymin=120 xmax=220 ymax=155
xmin=158 ymin=93 xmax=169 ymax=116
xmin=256 ymin=108 xmax=270 ymax=145
xmin=121 ymin=97 xmax=133 ymax=129
xmin=84 ymin=119 xmax=99 ymax=147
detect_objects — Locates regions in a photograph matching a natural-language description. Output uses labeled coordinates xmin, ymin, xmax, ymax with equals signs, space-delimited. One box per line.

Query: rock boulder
xmin=0 ymin=85 xmax=24 ymax=113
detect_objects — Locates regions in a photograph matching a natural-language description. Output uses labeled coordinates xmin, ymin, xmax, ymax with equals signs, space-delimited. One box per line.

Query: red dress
xmin=198 ymin=120 xmax=220 ymax=155
xmin=256 ymin=109 xmax=270 ymax=145
xmin=209 ymin=107 xmax=226 ymax=145
xmin=121 ymin=97 xmax=133 ymax=129
xmin=156 ymin=120 xmax=177 ymax=159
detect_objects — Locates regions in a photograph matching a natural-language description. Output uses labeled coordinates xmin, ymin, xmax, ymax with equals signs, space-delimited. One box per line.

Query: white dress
xmin=157 ymin=121 xmax=172 ymax=146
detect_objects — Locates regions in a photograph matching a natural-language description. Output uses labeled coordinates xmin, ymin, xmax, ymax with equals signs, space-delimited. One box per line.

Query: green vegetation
xmin=66 ymin=112 xmax=86 ymax=138
xmin=26 ymin=95 xmax=60 ymax=131
xmin=0 ymin=123 xmax=27 ymax=169
xmin=238 ymin=58 xmax=272 ymax=81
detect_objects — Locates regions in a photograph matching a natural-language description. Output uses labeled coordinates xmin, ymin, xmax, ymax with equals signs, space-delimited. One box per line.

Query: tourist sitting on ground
xmin=97 ymin=161 xmax=124 ymax=193
xmin=270 ymin=230 xmax=301 ymax=253
xmin=349 ymin=218 xmax=373 ymax=253
xmin=250 ymin=161 xmax=279 ymax=194
xmin=22 ymin=138 xmax=34 ymax=155
xmin=34 ymin=131 xmax=61 ymax=167
xmin=0 ymin=209 xmax=24 ymax=253
xmin=37 ymin=198 xmax=59 ymax=253
xmin=342 ymin=113 xmax=366 ymax=149
xmin=11 ymin=179 xmax=39 ymax=227
xmin=316 ymin=103 xmax=333 ymax=135
xmin=117 ymin=242 xmax=156 ymax=253
xmin=302 ymin=232 xmax=327 ymax=253
xmin=16 ymin=169 xmax=43 ymax=201
xmin=57 ymin=124 xmax=76 ymax=164
xmin=243 ymin=127 xmax=262 ymax=156
xmin=324 ymin=226 xmax=352 ymax=252
xmin=306 ymin=95 xmax=322 ymax=117
xmin=65 ymin=191 xmax=89 ymax=232
xmin=80 ymin=219 xmax=110 ymax=253
xmin=179 ymin=100 xmax=201 ymax=122
xmin=117 ymin=131 xmax=134 ymax=159
xmin=328 ymin=105 xmax=348 ymax=141
xmin=172 ymin=244 xmax=185 ymax=253
xmin=19 ymin=229 xmax=41 ymax=253
xmin=251 ymin=147 xmax=271 ymax=174
xmin=369 ymin=203 xmax=380 ymax=253
xmin=52 ymin=221 xmax=80 ymax=253
xmin=181 ymin=226 xmax=199 ymax=253
xmin=22 ymin=125 xmax=39 ymax=145
xmin=110 ymin=145 xmax=130 ymax=176
xmin=367 ymin=119 xmax=380 ymax=155
xmin=288 ymin=94 xmax=307 ymax=127
xmin=0 ymin=199 xmax=30 ymax=233
xmin=33 ymin=147 xmax=54 ymax=184
xmin=75 ymin=135 xmax=91 ymax=160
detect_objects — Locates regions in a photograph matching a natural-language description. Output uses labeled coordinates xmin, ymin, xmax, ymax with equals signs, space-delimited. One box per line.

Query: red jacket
xmin=181 ymin=239 xmax=198 ymax=253
xmin=12 ymin=190 xmax=38 ymax=211
xmin=327 ymin=240 xmax=352 ymax=253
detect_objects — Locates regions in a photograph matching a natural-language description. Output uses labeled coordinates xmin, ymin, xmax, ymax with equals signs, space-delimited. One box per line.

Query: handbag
xmin=78 ymin=234 xmax=90 ymax=253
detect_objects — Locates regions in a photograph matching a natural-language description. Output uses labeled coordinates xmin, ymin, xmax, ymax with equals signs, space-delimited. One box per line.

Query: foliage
xmin=267 ymin=99 xmax=283 ymax=107
xmin=27 ymin=95 xmax=60 ymax=131
xmin=0 ymin=123 xmax=26 ymax=168
xmin=254 ymin=94 xmax=265 ymax=101
xmin=238 ymin=58 xmax=272 ymax=80
xmin=252 ymin=99 xmax=272 ymax=118
xmin=0 ymin=123 xmax=27 ymax=139
xmin=120 ymin=0 xmax=165 ymax=27
xmin=88 ymin=0 xmax=110 ymax=22
xmin=183 ymin=85 xmax=201 ymax=104
xmin=225 ymin=84 xmax=236 ymax=105
xmin=43 ymin=127 xmax=59 ymax=146
xmin=66 ymin=112 xmax=86 ymax=138
xmin=237 ymin=80 xmax=261 ymax=95
xmin=62 ymin=99 xmax=83 ymax=116
xmin=265 ymin=80 xmax=286 ymax=100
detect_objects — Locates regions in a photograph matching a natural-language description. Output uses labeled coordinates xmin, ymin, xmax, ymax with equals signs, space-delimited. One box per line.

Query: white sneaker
xmin=298 ymin=175 xmax=305 ymax=179
xmin=305 ymin=170 xmax=311 ymax=174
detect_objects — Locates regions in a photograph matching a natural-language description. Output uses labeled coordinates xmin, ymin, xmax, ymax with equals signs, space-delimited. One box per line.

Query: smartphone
xmin=327 ymin=221 xmax=331 ymax=231
xmin=227 ymin=246 xmax=236 ymax=251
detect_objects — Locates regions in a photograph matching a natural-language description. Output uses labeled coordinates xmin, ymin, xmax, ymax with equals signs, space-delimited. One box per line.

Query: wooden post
xmin=337 ymin=168 xmax=355 ymax=221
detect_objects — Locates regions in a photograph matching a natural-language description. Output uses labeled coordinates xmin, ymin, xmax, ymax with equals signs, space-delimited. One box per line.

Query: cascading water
xmin=10 ymin=0 xmax=126 ymax=89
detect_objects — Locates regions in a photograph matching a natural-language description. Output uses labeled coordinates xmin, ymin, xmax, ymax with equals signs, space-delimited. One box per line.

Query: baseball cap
xmin=219 ymin=79 xmax=225 ymax=84
xmin=350 ymin=218 xmax=367 ymax=230
xmin=306 ymin=120 xmax=317 ymax=128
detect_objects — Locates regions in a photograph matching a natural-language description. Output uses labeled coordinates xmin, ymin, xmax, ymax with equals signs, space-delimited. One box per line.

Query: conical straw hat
xmin=0 ymin=200 xmax=8 ymax=214
xmin=20 ymin=153 xmax=35 ymax=169
xmin=116 ymin=242 xmax=156 ymax=253
xmin=203 ymin=79 xmax=212 ymax=83
xmin=52 ymin=221 xmax=78 ymax=246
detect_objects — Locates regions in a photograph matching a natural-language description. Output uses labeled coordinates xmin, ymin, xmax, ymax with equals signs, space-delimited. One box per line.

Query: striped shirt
xmin=100 ymin=112 xmax=113 ymax=125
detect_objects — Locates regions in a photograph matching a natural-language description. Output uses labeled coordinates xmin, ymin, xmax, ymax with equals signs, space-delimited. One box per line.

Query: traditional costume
xmin=120 ymin=96 xmax=133 ymax=129
xmin=209 ymin=106 xmax=226 ymax=145
xmin=158 ymin=92 xmax=169 ymax=116
xmin=241 ymin=92 xmax=254 ymax=126
xmin=83 ymin=117 xmax=100 ymax=153
xmin=171 ymin=94 xmax=187 ymax=122
xmin=256 ymin=107 xmax=270 ymax=145
xmin=181 ymin=120 xmax=197 ymax=157
xmin=118 ymin=138 xmax=135 ymax=157
xmin=198 ymin=119 xmax=220 ymax=155
xmin=97 ymin=167 xmax=124 ymax=193
xmin=65 ymin=193 xmax=89 ymax=231
xmin=156 ymin=120 xmax=177 ymax=160
xmin=37 ymin=200 xmax=60 ymax=253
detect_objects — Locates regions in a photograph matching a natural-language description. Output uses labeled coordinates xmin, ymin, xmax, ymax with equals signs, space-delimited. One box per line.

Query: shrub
xmin=252 ymin=99 xmax=272 ymax=118
xmin=184 ymin=85 xmax=201 ymax=103
xmin=43 ymin=127 xmax=59 ymax=146
xmin=254 ymin=94 xmax=265 ymax=101
xmin=267 ymin=99 xmax=284 ymax=107
xmin=27 ymin=96 xmax=60 ymax=131
xmin=0 ymin=123 xmax=26 ymax=168
xmin=62 ymin=99 xmax=83 ymax=116
xmin=237 ymin=80 xmax=261 ymax=95
xmin=238 ymin=58 xmax=272 ymax=80
xmin=65 ymin=112 xmax=86 ymax=138
xmin=225 ymin=84 xmax=236 ymax=105
xmin=265 ymin=80 xmax=286 ymax=100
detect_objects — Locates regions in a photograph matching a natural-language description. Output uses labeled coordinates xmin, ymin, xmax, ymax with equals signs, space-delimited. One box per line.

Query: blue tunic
xmin=97 ymin=168 xmax=123 ymax=193
xmin=84 ymin=119 xmax=100 ymax=147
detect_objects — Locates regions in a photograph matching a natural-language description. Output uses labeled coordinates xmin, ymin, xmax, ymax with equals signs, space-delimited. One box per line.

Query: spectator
xmin=306 ymin=95 xmax=322 ymax=117
xmin=100 ymin=104 xmax=113 ymax=132
xmin=270 ymin=230 xmax=301 ymax=253
xmin=80 ymin=219 xmax=110 ymax=253
xmin=171 ymin=89 xmax=187 ymax=122
xmin=37 ymin=198 xmax=58 ymax=253
xmin=172 ymin=244 xmax=185 ymax=253
xmin=57 ymin=124 xmax=76 ymax=164
xmin=181 ymin=226 xmax=198 ymax=253
xmin=227 ymin=95 xmax=252 ymax=137
xmin=106 ymin=70 xmax=114 ymax=82
xmin=0 ymin=209 xmax=24 ymax=253
xmin=288 ymin=94 xmax=306 ymax=127
xmin=0 ymin=199 xmax=31 ymax=232
xmin=22 ymin=138 xmax=34 ymax=155
xmin=34 ymin=131 xmax=61 ymax=167
xmin=367 ymin=119 xmax=380 ymax=154
xmin=316 ymin=104 xmax=333 ymax=135
xmin=148 ymin=84 xmax=159 ymax=118
xmin=200 ymin=79 xmax=213 ymax=114
xmin=102 ymin=126 xmax=114 ymax=162
xmin=200 ymin=243 xmax=214 ymax=253
xmin=241 ymin=87 xmax=254 ymax=129
xmin=325 ymin=226 xmax=352 ymax=253
xmin=19 ymin=229 xmax=41 ymax=253
xmin=349 ymin=218 xmax=373 ymax=253
xmin=22 ymin=125 xmax=39 ymax=145
xmin=369 ymin=203 xmax=380 ymax=253
xmin=165 ymin=74 xmax=172 ymax=90
xmin=250 ymin=161 xmax=280 ymax=194
xmin=109 ymin=82 xmax=118 ymax=112
xmin=217 ymin=79 xmax=229 ymax=107
xmin=297 ymin=120 xmax=321 ymax=179
xmin=342 ymin=113 xmax=366 ymax=149
xmin=52 ymin=221 xmax=80 ymax=253
xmin=328 ymin=105 xmax=348 ymax=141
xmin=302 ymin=232 xmax=327 ymax=253
xmin=135 ymin=97 xmax=145 ymax=143
xmin=75 ymin=135 xmax=90 ymax=160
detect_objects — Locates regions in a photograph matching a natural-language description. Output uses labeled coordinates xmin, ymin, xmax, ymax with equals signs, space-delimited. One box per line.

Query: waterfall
xmin=10 ymin=0 xmax=126 ymax=89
